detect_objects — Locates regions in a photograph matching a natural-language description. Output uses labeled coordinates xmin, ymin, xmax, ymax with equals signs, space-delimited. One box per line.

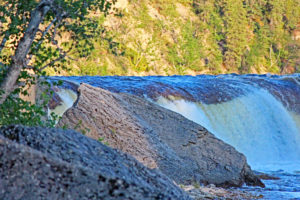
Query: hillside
xmin=46 ymin=0 xmax=300 ymax=76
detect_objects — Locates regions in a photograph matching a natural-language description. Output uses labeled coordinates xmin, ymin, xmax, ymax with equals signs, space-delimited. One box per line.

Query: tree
xmin=193 ymin=0 xmax=224 ymax=73
xmin=0 ymin=0 xmax=115 ymax=125
xmin=223 ymin=0 xmax=249 ymax=72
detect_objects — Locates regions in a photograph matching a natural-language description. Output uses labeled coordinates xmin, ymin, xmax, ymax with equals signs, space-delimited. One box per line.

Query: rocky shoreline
xmin=58 ymin=83 xmax=263 ymax=188
xmin=0 ymin=81 xmax=265 ymax=199
xmin=182 ymin=184 xmax=263 ymax=200
xmin=0 ymin=125 xmax=191 ymax=199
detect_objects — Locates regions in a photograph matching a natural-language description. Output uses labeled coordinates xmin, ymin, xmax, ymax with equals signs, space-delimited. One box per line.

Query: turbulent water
xmin=52 ymin=74 xmax=300 ymax=199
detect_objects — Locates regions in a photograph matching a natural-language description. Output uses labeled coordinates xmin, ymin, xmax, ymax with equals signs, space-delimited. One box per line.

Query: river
xmin=52 ymin=74 xmax=300 ymax=199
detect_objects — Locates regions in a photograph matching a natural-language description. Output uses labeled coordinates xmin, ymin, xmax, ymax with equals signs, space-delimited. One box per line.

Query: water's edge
xmin=50 ymin=74 xmax=300 ymax=199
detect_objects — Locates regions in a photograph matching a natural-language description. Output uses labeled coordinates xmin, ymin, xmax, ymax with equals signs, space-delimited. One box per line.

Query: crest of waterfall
xmin=51 ymin=74 xmax=300 ymax=171
xmin=157 ymin=88 xmax=300 ymax=171
xmin=49 ymin=74 xmax=300 ymax=199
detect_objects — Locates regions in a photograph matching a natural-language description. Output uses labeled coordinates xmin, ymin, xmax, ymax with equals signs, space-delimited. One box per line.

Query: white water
xmin=51 ymin=75 xmax=300 ymax=199
xmin=157 ymin=88 xmax=300 ymax=198
xmin=157 ymin=88 xmax=300 ymax=172
xmin=52 ymin=75 xmax=300 ymax=199
xmin=49 ymin=88 xmax=77 ymax=122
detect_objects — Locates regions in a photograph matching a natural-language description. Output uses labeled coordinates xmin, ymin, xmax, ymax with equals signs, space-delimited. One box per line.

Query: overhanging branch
xmin=33 ymin=16 xmax=57 ymax=51
xmin=0 ymin=0 xmax=54 ymax=104
xmin=39 ymin=52 xmax=67 ymax=71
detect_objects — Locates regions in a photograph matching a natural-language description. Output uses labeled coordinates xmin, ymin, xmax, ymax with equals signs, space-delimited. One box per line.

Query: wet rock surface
xmin=182 ymin=184 xmax=263 ymax=200
xmin=58 ymin=83 xmax=264 ymax=188
xmin=0 ymin=125 xmax=190 ymax=200
xmin=254 ymin=171 xmax=280 ymax=180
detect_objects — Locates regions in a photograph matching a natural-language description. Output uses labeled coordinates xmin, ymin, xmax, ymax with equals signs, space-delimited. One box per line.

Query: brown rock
xmin=182 ymin=184 xmax=264 ymax=200
xmin=254 ymin=171 xmax=280 ymax=180
xmin=58 ymin=83 xmax=264 ymax=188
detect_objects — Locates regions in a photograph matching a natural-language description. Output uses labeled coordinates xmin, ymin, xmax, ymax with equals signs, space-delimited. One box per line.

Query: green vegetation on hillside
xmin=1 ymin=0 xmax=300 ymax=77
xmin=0 ymin=0 xmax=299 ymax=126
xmin=47 ymin=0 xmax=300 ymax=75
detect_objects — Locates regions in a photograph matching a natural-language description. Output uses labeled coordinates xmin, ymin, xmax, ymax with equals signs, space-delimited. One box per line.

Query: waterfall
xmin=157 ymin=88 xmax=300 ymax=171
xmin=50 ymin=74 xmax=300 ymax=199
xmin=49 ymin=88 xmax=77 ymax=122
xmin=52 ymin=74 xmax=300 ymax=171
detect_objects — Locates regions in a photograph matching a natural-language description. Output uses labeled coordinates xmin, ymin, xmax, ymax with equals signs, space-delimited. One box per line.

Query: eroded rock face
xmin=0 ymin=125 xmax=190 ymax=200
xmin=58 ymin=83 xmax=264 ymax=188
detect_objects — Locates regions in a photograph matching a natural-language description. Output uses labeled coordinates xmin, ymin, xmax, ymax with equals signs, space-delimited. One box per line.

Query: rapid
xmin=52 ymin=74 xmax=300 ymax=199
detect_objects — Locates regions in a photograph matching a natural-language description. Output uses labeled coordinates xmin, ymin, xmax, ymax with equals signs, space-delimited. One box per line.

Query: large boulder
xmin=0 ymin=125 xmax=190 ymax=200
xmin=58 ymin=83 xmax=264 ymax=188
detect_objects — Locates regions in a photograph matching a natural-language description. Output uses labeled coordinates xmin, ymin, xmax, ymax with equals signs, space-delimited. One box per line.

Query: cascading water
xmin=49 ymin=88 xmax=77 ymax=120
xmin=52 ymin=74 xmax=300 ymax=199
xmin=157 ymin=89 xmax=300 ymax=171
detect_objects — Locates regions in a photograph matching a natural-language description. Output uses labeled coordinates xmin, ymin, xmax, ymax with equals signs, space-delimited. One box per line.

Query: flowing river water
xmin=52 ymin=74 xmax=300 ymax=199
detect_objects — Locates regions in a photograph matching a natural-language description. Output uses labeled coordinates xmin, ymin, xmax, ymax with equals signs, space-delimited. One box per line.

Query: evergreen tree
xmin=223 ymin=0 xmax=249 ymax=72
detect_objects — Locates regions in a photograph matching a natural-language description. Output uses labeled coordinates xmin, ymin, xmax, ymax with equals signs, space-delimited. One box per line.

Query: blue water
xmin=242 ymin=170 xmax=300 ymax=199
xmin=51 ymin=74 xmax=300 ymax=199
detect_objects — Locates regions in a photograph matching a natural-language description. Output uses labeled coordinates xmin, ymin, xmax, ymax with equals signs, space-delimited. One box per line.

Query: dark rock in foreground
xmin=58 ymin=83 xmax=264 ymax=188
xmin=0 ymin=125 xmax=190 ymax=200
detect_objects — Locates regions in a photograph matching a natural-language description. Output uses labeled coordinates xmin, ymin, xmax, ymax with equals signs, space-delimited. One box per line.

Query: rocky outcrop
xmin=58 ymin=83 xmax=264 ymax=188
xmin=0 ymin=125 xmax=190 ymax=200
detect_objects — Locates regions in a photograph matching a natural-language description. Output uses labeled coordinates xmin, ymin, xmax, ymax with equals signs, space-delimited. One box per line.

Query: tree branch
xmin=0 ymin=0 xmax=54 ymax=104
xmin=34 ymin=16 xmax=57 ymax=51
xmin=0 ymin=32 xmax=8 ymax=53
xmin=40 ymin=33 xmax=74 ymax=71
xmin=25 ymin=17 xmax=58 ymax=66
xmin=39 ymin=51 xmax=67 ymax=71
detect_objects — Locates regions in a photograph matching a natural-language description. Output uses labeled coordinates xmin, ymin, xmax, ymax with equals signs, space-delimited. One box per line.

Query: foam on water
xmin=49 ymin=89 xmax=77 ymax=122
xmin=157 ymin=87 xmax=300 ymax=199
xmin=157 ymin=88 xmax=300 ymax=172
xmin=51 ymin=74 xmax=300 ymax=198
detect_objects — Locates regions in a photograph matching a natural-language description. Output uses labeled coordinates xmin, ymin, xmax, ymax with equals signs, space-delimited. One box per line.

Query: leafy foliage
xmin=0 ymin=0 xmax=115 ymax=126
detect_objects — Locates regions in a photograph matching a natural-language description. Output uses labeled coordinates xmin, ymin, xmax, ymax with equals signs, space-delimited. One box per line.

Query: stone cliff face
xmin=0 ymin=125 xmax=190 ymax=200
xmin=58 ymin=83 xmax=264 ymax=188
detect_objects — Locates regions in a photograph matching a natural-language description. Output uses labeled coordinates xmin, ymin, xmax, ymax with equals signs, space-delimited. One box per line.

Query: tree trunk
xmin=0 ymin=0 xmax=53 ymax=104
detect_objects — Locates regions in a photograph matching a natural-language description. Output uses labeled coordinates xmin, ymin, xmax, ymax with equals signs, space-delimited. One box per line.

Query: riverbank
xmin=182 ymin=184 xmax=263 ymax=200
xmin=49 ymin=74 xmax=300 ymax=199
